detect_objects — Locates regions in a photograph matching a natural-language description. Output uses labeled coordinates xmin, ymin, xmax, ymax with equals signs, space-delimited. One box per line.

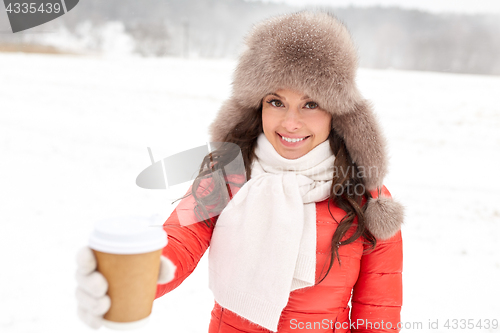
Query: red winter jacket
xmin=155 ymin=186 xmax=402 ymax=333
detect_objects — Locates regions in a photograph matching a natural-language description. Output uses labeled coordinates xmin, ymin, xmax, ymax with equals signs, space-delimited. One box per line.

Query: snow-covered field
xmin=0 ymin=52 xmax=499 ymax=332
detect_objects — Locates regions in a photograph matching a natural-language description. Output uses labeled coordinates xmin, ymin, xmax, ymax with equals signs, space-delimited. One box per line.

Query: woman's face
xmin=262 ymin=88 xmax=332 ymax=160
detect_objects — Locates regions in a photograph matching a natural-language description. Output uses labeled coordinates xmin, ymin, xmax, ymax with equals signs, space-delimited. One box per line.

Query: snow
xmin=0 ymin=52 xmax=499 ymax=332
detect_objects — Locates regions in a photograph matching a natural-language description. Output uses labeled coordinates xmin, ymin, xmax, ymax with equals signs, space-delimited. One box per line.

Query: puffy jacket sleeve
xmin=154 ymin=208 xmax=215 ymax=299
xmin=350 ymin=187 xmax=403 ymax=332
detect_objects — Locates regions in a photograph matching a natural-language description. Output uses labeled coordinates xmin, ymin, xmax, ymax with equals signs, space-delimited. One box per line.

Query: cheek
xmin=261 ymin=108 xmax=276 ymax=133
xmin=312 ymin=114 xmax=332 ymax=140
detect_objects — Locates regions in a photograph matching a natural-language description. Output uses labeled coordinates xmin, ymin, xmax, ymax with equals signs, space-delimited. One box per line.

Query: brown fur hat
xmin=209 ymin=10 xmax=404 ymax=240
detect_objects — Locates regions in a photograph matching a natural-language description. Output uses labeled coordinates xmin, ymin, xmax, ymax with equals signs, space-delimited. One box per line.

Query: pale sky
xmin=256 ymin=0 xmax=500 ymax=14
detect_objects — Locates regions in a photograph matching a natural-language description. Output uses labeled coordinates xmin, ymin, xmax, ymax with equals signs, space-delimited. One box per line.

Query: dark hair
xmin=318 ymin=129 xmax=376 ymax=284
xmin=190 ymin=102 xmax=376 ymax=283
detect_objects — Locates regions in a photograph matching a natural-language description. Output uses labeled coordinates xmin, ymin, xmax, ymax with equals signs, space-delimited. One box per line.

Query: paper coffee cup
xmin=88 ymin=216 xmax=167 ymax=330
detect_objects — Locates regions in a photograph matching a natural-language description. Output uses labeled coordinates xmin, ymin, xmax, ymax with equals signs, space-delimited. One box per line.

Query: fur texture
xmin=365 ymin=196 xmax=405 ymax=240
xmin=208 ymin=10 xmax=403 ymax=239
xmin=330 ymin=99 xmax=388 ymax=190
xmin=232 ymin=11 xmax=362 ymax=114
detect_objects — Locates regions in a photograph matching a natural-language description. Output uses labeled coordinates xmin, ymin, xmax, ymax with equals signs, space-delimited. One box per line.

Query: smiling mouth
xmin=278 ymin=133 xmax=311 ymax=143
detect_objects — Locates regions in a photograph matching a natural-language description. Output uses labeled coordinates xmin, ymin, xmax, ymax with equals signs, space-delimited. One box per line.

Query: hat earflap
xmin=330 ymin=99 xmax=404 ymax=240
xmin=330 ymin=99 xmax=388 ymax=191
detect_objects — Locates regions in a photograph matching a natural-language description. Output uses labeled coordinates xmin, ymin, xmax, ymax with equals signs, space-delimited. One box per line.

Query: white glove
xmin=75 ymin=247 xmax=176 ymax=329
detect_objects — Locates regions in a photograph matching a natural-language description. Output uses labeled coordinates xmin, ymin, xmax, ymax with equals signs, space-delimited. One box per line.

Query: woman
xmin=77 ymin=10 xmax=404 ymax=333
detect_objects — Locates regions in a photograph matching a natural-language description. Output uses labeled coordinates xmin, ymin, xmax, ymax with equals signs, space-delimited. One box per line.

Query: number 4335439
xmin=5 ymin=2 xmax=62 ymax=14
xmin=444 ymin=319 xmax=498 ymax=330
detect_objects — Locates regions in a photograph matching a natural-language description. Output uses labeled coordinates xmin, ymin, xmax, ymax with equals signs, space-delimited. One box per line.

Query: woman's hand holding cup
xmin=75 ymin=246 xmax=111 ymax=329
xmin=75 ymin=217 xmax=176 ymax=330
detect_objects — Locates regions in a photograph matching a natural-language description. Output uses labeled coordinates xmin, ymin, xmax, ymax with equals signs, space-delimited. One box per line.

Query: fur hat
xmin=209 ymin=10 xmax=403 ymax=240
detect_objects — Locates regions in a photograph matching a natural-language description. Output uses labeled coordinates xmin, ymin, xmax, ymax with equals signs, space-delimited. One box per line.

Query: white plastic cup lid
xmin=88 ymin=216 xmax=167 ymax=254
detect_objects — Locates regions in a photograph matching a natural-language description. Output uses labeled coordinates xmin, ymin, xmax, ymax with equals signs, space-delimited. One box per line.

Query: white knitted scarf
xmin=208 ymin=133 xmax=335 ymax=332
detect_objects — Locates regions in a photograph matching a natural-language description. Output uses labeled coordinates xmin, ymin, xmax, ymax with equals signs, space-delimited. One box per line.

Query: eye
xmin=304 ymin=101 xmax=318 ymax=109
xmin=266 ymin=99 xmax=284 ymax=108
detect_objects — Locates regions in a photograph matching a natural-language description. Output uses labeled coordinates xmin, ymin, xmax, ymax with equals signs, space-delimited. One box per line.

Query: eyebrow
xmin=268 ymin=92 xmax=311 ymax=100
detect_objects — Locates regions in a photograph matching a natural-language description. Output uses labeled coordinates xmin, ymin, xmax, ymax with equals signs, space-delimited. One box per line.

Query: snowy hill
xmin=0 ymin=53 xmax=499 ymax=332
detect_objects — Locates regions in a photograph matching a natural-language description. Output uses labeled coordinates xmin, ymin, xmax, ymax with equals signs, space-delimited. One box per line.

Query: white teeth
xmin=281 ymin=135 xmax=306 ymax=143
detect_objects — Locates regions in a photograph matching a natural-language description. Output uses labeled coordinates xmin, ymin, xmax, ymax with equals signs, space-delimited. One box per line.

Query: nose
xmin=281 ymin=107 xmax=302 ymax=132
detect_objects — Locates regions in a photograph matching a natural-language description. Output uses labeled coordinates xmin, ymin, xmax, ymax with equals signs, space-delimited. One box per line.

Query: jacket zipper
xmin=217 ymin=308 xmax=224 ymax=332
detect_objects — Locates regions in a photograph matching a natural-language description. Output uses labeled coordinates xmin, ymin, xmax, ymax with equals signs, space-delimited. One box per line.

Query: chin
xmin=280 ymin=149 xmax=307 ymax=160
